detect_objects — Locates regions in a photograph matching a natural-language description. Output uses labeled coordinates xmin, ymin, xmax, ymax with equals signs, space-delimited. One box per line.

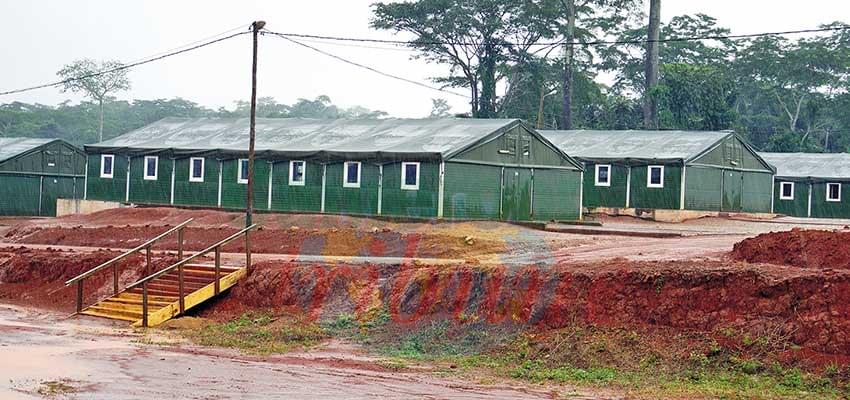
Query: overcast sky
xmin=0 ymin=0 xmax=847 ymax=118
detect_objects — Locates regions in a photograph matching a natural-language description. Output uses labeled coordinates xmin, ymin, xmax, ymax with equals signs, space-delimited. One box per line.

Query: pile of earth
xmin=731 ymin=229 xmax=850 ymax=270
xmin=204 ymin=258 xmax=850 ymax=358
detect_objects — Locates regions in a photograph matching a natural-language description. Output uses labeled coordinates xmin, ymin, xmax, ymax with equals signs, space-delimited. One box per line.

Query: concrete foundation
xmin=587 ymin=207 xmax=777 ymax=223
xmin=56 ymin=199 xmax=124 ymax=217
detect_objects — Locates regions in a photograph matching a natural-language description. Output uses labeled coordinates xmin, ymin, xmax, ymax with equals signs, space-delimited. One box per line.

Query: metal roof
xmin=760 ymin=152 xmax=850 ymax=180
xmin=85 ymin=117 xmax=548 ymax=161
xmin=540 ymin=130 xmax=731 ymax=162
xmin=0 ymin=137 xmax=56 ymax=163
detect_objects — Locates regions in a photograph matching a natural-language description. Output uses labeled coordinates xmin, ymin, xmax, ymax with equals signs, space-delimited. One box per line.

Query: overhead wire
xmin=0 ymin=30 xmax=250 ymax=97
xmin=263 ymin=31 xmax=470 ymax=99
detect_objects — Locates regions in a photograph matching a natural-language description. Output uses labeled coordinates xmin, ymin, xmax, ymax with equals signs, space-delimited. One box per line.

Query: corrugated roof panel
xmin=85 ymin=117 xmax=526 ymax=159
xmin=760 ymin=152 xmax=850 ymax=179
xmin=540 ymin=130 xmax=730 ymax=161
xmin=0 ymin=137 xmax=55 ymax=163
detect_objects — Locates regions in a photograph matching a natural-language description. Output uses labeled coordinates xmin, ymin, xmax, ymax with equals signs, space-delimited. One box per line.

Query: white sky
xmin=0 ymin=0 xmax=847 ymax=118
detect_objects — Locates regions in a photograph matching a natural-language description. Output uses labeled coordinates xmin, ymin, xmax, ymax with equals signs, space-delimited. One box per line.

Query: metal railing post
xmin=214 ymin=247 xmax=221 ymax=295
xmin=142 ymin=282 xmax=149 ymax=328
xmin=76 ymin=280 xmax=83 ymax=314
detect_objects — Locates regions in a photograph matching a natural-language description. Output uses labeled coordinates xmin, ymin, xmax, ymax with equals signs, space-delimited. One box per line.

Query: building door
xmin=501 ymin=168 xmax=532 ymax=221
xmin=721 ymin=169 xmax=743 ymax=212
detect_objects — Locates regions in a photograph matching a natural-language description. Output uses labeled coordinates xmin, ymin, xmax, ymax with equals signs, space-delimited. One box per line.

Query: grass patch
xmin=183 ymin=311 xmax=328 ymax=355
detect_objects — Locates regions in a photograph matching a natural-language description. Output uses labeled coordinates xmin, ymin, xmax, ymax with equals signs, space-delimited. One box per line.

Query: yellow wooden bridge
xmin=65 ymin=219 xmax=256 ymax=327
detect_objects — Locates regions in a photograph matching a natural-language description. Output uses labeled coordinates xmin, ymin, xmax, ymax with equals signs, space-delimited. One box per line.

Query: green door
xmin=40 ymin=176 xmax=60 ymax=217
xmin=501 ymin=167 xmax=532 ymax=221
xmin=722 ymin=169 xmax=743 ymax=212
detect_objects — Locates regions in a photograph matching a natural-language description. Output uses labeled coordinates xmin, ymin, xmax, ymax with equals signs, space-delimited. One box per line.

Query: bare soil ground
xmin=3 ymin=207 xmax=850 ymax=398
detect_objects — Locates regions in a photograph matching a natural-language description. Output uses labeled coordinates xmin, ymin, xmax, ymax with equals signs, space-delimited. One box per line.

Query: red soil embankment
xmin=205 ymin=259 xmax=850 ymax=357
xmin=731 ymin=229 xmax=850 ymax=269
xmin=4 ymin=225 xmax=499 ymax=260
xmin=0 ymin=247 xmax=171 ymax=311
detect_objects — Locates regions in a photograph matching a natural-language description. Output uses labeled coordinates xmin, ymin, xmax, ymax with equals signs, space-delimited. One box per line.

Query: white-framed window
xmin=647 ymin=165 xmax=664 ymax=188
xmin=779 ymin=182 xmax=795 ymax=201
xmin=595 ymin=164 xmax=611 ymax=187
xmin=289 ymin=160 xmax=306 ymax=186
xmin=100 ymin=154 xmax=114 ymax=178
xmin=827 ymin=182 xmax=842 ymax=202
xmin=143 ymin=156 xmax=158 ymax=181
xmin=343 ymin=161 xmax=361 ymax=188
xmin=237 ymin=159 xmax=249 ymax=184
xmin=401 ymin=162 xmax=420 ymax=190
xmin=189 ymin=157 xmax=205 ymax=182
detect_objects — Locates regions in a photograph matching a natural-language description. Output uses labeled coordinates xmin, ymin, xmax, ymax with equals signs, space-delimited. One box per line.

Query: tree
xmin=57 ymin=59 xmax=131 ymax=142
xmin=642 ymin=0 xmax=660 ymax=128
xmin=653 ymin=63 xmax=737 ymax=130
xmin=429 ymin=98 xmax=452 ymax=118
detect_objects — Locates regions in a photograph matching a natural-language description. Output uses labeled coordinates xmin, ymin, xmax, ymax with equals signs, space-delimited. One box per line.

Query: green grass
xmin=184 ymin=312 xmax=328 ymax=355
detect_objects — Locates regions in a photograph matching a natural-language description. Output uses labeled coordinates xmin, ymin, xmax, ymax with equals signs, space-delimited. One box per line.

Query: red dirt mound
xmin=0 ymin=247 xmax=171 ymax=311
xmin=731 ymin=229 xmax=850 ymax=270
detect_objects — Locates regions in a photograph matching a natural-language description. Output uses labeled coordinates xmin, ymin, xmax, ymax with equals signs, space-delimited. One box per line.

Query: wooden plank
xmin=132 ymin=268 xmax=247 ymax=328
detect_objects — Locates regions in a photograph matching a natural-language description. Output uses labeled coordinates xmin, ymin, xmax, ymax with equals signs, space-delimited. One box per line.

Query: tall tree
xmin=642 ymin=0 xmax=660 ymax=128
xmin=57 ymin=59 xmax=131 ymax=142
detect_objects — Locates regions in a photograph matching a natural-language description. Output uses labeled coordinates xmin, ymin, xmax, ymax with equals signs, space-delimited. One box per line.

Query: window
xmin=189 ymin=157 xmax=205 ymax=182
xmin=343 ymin=161 xmax=361 ymax=188
xmin=827 ymin=183 xmax=842 ymax=202
xmin=521 ymin=136 xmax=531 ymax=157
xmin=143 ymin=156 xmax=158 ymax=180
xmin=780 ymin=182 xmax=795 ymax=201
xmin=100 ymin=154 xmax=114 ymax=178
xmin=647 ymin=165 xmax=664 ymax=188
xmin=499 ymin=134 xmax=517 ymax=155
xmin=401 ymin=162 xmax=420 ymax=190
xmin=595 ymin=164 xmax=611 ymax=187
xmin=289 ymin=160 xmax=306 ymax=186
xmin=237 ymin=159 xmax=249 ymax=184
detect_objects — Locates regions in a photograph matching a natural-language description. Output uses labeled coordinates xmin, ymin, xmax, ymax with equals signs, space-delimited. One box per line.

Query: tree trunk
xmin=560 ymin=0 xmax=576 ymax=130
xmin=643 ymin=0 xmax=661 ymax=129
xmin=536 ymin=83 xmax=547 ymax=129
xmin=98 ymin=98 xmax=105 ymax=142
xmin=478 ymin=41 xmax=497 ymax=118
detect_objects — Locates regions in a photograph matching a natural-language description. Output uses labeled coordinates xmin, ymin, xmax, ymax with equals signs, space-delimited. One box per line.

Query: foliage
xmin=0 ymin=96 xmax=386 ymax=145
xmin=653 ymin=63 xmax=737 ymax=131
xmin=56 ymin=59 xmax=131 ymax=141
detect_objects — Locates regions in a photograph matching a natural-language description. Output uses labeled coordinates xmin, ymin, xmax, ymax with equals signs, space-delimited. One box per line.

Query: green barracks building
xmin=0 ymin=138 xmax=86 ymax=216
xmin=84 ymin=118 xmax=584 ymax=222
xmin=540 ymin=130 xmax=776 ymax=213
xmin=760 ymin=152 xmax=850 ymax=219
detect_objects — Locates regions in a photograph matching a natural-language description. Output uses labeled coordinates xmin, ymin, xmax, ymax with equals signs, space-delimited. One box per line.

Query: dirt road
xmin=0 ymin=305 xmax=608 ymax=400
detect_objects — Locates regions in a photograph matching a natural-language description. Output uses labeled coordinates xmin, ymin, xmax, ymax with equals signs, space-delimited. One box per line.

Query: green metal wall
xmin=380 ymin=161 xmax=439 ymax=218
xmin=220 ymin=159 xmax=270 ymax=210
xmin=452 ymin=125 xmax=574 ymax=168
xmin=811 ymin=182 xmax=850 ymax=219
xmin=773 ymin=180 xmax=809 ymax=217
xmin=582 ymin=163 xmax=628 ymax=208
xmin=324 ymin=162 xmax=380 ymax=215
xmin=270 ymin=161 xmax=323 ymax=213
xmin=173 ymin=157 xmax=219 ymax=207
xmin=443 ymin=162 xmax=502 ymax=220
xmin=691 ymin=135 xmax=772 ymax=172
xmin=741 ymin=171 xmax=773 ymax=213
xmin=684 ymin=166 xmax=722 ymax=211
xmin=629 ymin=165 xmax=682 ymax=210
xmin=86 ymin=154 xmax=127 ymax=202
xmin=533 ymin=169 xmax=582 ymax=221
xmin=128 ymin=156 xmax=172 ymax=205
xmin=0 ymin=175 xmax=81 ymax=216
xmin=0 ymin=141 xmax=86 ymax=175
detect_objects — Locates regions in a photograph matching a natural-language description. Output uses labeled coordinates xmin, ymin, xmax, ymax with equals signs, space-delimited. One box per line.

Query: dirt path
xmin=0 ymin=305 xmax=611 ymax=399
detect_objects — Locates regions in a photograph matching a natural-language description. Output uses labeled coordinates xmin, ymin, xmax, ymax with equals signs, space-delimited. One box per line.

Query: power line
xmin=0 ymin=31 xmax=249 ymax=97
xmin=271 ymin=25 xmax=850 ymax=47
xmin=264 ymin=31 xmax=470 ymax=99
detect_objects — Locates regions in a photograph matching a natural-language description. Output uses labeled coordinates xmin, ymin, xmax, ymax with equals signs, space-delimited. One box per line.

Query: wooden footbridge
xmin=65 ymin=219 xmax=256 ymax=327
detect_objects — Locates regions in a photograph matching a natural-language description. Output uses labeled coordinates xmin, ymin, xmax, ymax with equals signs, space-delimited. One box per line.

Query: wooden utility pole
xmin=246 ymin=20 xmax=265 ymax=272
xmin=643 ymin=0 xmax=661 ymax=129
